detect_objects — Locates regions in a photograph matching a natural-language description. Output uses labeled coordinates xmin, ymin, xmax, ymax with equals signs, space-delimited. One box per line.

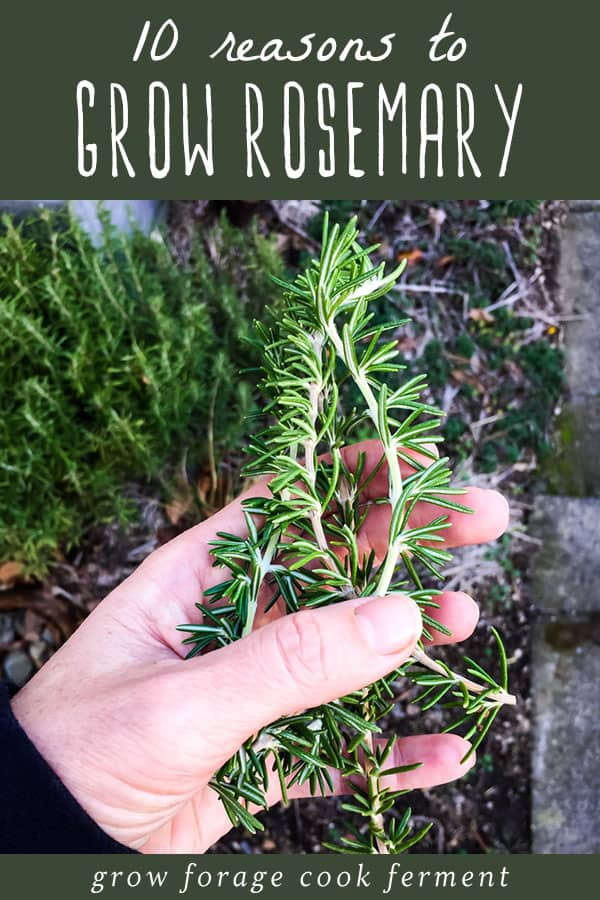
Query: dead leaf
xmin=0 ymin=561 xmax=25 ymax=590
xmin=0 ymin=588 xmax=83 ymax=642
xmin=195 ymin=472 xmax=214 ymax=508
xmin=396 ymin=336 xmax=419 ymax=353
xmin=468 ymin=308 xmax=495 ymax=324
xmin=435 ymin=254 xmax=455 ymax=268
xmin=451 ymin=369 xmax=485 ymax=392
xmin=397 ymin=249 xmax=423 ymax=267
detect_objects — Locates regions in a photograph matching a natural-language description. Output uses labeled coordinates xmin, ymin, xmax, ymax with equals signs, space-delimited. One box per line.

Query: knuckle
xmin=272 ymin=610 xmax=331 ymax=688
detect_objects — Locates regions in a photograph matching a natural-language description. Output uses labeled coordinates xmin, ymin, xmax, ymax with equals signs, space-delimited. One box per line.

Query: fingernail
xmin=355 ymin=595 xmax=422 ymax=656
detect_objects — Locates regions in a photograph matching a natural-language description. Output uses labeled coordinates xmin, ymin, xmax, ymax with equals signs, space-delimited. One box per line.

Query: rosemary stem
xmin=363 ymin=731 xmax=389 ymax=854
xmin=324 ymin=316 xmax=404 ymax=597
xmin=411 ymin=647 xmax=517 ymax=706
xmin=303 ymin=332 xmax=347 ymax=581
xmin=241 ymin=531 xmax=279 ymax=637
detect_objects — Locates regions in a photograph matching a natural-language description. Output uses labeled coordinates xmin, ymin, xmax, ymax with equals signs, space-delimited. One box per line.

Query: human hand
xmin=11 ymin=440 xmax=509 ymax=852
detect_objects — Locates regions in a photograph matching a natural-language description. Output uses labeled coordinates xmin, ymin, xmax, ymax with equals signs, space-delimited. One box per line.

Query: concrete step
xmin=530 ymin=495 xmax=600 ymax=614
xmin=531 ymin=494 xmax=600 ymax=853
xmin=551 ymin=206 xmax=600 ymax=496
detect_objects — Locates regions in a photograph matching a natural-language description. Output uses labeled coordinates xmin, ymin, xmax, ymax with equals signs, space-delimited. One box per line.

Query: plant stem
xmin=303 ymin=336 xmax=332 ymax=563
xmin=324 ymin=316 xmax=404 ymax=596
xmin=207 ymin=374 xmax=220 ymax=507
xmin=302 ymin=335 xmax=354 ymax=593
xmin=241 ymin=531 xmax=279 ymax=637
xmin=364 ymin=732 xmax=389 ymax=854
xmin=411 ymin=646 xmax=516 ymax=706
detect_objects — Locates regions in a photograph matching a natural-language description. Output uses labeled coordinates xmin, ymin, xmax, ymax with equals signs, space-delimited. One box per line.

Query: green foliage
xmin=0 ymin=209 xmax=284 ymax=575
xmin=182 ymin=212 xmax=287 ymax=459
xmin=180 ymin=217 xmax=514 ymax=854
xmin=439 ymin=200 xmax=541 ymax=227
xmin=411 ymin=312 xmax=563 ymax=472
xmin=423 ymin=339 xmax=450 ymax=389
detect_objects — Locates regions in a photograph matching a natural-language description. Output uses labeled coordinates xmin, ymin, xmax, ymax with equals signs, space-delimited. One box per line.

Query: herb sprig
xmin=179 ymin=216 xmax=515 ymax=853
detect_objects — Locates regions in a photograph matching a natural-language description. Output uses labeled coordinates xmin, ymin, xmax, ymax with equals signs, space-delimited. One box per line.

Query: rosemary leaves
xmin=179 ymin=216 xmax=514 ymax=853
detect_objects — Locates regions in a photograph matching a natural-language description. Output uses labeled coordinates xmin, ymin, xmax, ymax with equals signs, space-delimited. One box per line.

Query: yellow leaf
xmin=0 ymin=561 xmax=25 ymax=589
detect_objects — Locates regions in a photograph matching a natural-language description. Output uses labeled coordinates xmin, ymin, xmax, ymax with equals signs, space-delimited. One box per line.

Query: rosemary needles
xmin=179 ymin=215 xmax=515 ymax=853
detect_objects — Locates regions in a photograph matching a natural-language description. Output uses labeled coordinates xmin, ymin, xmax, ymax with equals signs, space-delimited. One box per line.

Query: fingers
xmin=409 ymin=486 xmax=510 ymax=548
xmin=288 ymin=733 xmax=475 ymax=800
xmin=423 ymin=591 xmax=479 ymax=645
xmin=378 ymin=733 xmax=475 ymax=789
xmin=183 ymin=593 xmax=423 ymax=765
xmin=357 ymin=486 xmax=509 ymax=561
xmin=141 ymin=732 xmax=474 ymax=852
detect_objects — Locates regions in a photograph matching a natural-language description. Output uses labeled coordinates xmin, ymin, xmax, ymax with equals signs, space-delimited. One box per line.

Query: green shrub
xmin=0 ymin=209 xmax=283 ymax=575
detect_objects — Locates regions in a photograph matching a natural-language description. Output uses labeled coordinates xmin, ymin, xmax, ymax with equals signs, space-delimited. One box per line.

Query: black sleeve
xmin=0 ymin=681 xmax=136 ymax=852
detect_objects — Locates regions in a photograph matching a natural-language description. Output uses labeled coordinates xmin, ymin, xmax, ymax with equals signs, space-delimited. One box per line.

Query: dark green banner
xmin=0 ymin=854 xmax=598 ymax=899
xmin=1 ymin=0 xmax=599 ymax=197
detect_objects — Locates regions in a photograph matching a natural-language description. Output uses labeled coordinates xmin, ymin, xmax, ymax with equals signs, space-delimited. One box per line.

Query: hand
xmin=12 ymin=440 xmax=509 ymax=852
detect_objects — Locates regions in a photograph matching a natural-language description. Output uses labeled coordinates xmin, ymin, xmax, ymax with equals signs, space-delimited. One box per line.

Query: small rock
xmin=0 ymin=613 xmax=15 ymax=646
xmin=3 ymin=650 xmax=33 ymax=687
xmin=41 ymin=627 xmax=57 ymax=648
xmin=24 ymin=609 xmax=44 ymax=642
xmin=29 ymin=640 xmax=50 ymax=668
xmin=12 ymin=610 xmax=26 ymax=638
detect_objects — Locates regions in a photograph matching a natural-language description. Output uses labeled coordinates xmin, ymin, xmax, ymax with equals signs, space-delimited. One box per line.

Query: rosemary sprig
xmin=179 ymin=216 xmax=515 ymax=853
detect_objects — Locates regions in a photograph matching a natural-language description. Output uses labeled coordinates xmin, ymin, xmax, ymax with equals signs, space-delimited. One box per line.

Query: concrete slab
xmin=532 ymin=618 xmax=600 ymax=853
xmin=558 ymin=209 xmax=600 ymax=396
xmin=551 ymin=206 xmax=600 ymax=495
xmin=531 ymin=204 xmax=600 ymax=854
xmin=530 ymin=495 xmax=600 ymax=614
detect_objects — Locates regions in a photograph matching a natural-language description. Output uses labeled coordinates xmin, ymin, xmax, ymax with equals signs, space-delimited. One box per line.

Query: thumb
xmin=186 ymin=594 xmax=422 ymax=762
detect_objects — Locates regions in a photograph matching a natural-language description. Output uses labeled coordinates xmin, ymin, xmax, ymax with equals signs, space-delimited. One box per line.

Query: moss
xmin=545 ymin=615 xmax=600 ymax=651
xmin=543 ymin=406 xmax=586 ymax=496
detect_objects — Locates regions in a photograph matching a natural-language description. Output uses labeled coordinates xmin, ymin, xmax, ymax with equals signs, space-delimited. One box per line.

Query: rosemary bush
xmin=180 ymin=217 xmax=515 ymax=854
xmin=0 ymin=210 xmax=283 ymax=575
